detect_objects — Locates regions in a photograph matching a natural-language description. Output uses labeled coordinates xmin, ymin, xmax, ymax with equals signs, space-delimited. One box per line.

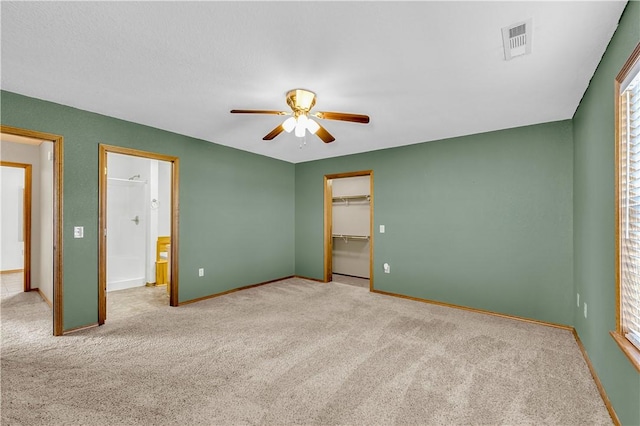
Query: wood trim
xmin=99 ymin=144 xmax=179 ymax=164
xmin=0 ymin=269 xmax=24 ymax=274
xmin=31 ymin=288 xmax=52 ymax=308
xmin=371 ymin=288 xmax=573 ymax=331
xmin=0 ymin=161 xmax=32 ymax=168
xmin=98 ymin=144 xmax=180 ymax=321
xmin=616 ymin=42 xmax=640 ymax=82
xmin=53 ymin=130 xmax=64 ymax=336
xmin=323 ymin=176 xmax=333 ymax=283
xmin=614 ymin=74 xmax=622 ymax=334
xmin=325 ymin=170 xmax=373 ymax=180
xmin=178 ymin=276 xmax=294 ymax=306
xmin=369 ymin=171 xmax=374 ymax=291
xmin=24 ymin=164 xmax=32 ymax=292
xmin=170 ymin=157 xmax=180 ymax=307
xmin=323 ymin=170 xmax=374 ymax=286
xmin=1 ymin=125 xmax=64 ymax=336
xmin=613 ymin=43 xmax=640 ymax=364
xmin=98 ymin=145 xmax=107 ymax=324
xmin=1 ymin=161 xmax=31 ymax=292
xmin=62 ymin=322 xmax=99 ymax=335
xmin=574 ymin=330 xmax=621 ymax=425
xmin=610 ymin=331 xmax=640 ymax=373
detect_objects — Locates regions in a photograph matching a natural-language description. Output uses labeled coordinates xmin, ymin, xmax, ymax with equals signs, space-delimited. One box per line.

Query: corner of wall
xmin=571 ymin=1 xmax=640 ymax=424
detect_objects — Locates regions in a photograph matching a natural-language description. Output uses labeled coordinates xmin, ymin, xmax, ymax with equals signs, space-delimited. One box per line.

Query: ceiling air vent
xmin=502 ymin=19 xmax=532 ymax=60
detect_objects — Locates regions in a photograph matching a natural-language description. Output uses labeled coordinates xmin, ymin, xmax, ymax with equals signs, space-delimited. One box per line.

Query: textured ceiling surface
xmin=0 ymin=1 xmax=627 ymax=163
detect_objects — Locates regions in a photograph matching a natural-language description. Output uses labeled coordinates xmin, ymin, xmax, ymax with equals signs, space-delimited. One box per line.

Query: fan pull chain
xmin=299 ymin=134 xmax=307 ymax=149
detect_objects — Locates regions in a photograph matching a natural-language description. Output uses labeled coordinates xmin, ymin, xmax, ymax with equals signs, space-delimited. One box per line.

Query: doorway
xmin=98 ymin=145 xmax=179 ymax=325
xmin=324 ymin=170 xmax=374 ymax=289
xmin=0 ymin=125 xmax=63 ymax=335
xmin=0 ymin=162 xmax=31 ymax=293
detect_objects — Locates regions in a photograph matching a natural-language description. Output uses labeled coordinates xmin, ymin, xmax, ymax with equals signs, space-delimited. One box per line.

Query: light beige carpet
xmin=1 ymin=277 xmax=611 ymax=425
xmin=106 ymin=284 xmax=170 ymax=320
xmin=332 ymin=274 xmax=369 ymax=289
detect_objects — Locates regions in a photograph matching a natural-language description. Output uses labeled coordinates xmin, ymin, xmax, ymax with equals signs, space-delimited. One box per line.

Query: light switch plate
xmin=73 ymin=226 xmax=84 ymax=238
xmin=380 ymin=225 xmax=385 ymax=233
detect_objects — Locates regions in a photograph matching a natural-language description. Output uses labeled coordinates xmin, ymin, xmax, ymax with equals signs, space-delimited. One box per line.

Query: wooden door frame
xmin=98 ymin=144 xmax=180 ymax=325
xmin=323 ymin=170 xmax=374 ymax=290
xmin=1 ymin=125 xmax=64 ymax=336
xmin=0 ymin=161 xmax=32 ymax=292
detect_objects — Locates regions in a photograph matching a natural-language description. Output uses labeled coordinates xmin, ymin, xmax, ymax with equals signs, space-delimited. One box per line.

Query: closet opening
xmin=324 ymin=170 xmax=373 ymax=290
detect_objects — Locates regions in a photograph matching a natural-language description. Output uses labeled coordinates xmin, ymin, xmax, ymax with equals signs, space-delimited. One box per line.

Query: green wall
xmin=296 ymin=120 xmax=574 ymax=325
xmin=1 ymin=91 xmax=295 ymax=330
xmin=573 ymin=1 xmax=640 ymax=424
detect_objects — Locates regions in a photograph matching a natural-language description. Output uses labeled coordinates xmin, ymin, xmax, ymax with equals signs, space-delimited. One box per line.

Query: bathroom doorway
xmin=98 ymin=145 xmax=179 ymax=324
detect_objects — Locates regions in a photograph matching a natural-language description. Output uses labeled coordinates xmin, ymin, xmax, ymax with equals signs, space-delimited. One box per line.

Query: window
xmin=614 ymin=43 xmax=640 ymax=371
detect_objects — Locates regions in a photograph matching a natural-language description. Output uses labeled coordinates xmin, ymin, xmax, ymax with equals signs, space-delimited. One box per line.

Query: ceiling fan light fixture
xmin=231 ymin=88 xmax=369 ymax=144
xmin=282 ymin=116 xmax=296 ymax=133
xmin=292 ymin=89 xmax=316 ymax=110
xmin=306 ymin=118 xmax=320 ymax=134
xmin=295 ymin=114 xmax=308 ymax=137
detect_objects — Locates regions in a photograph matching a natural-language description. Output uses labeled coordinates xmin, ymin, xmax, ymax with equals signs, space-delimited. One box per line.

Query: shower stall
xmin=106 ymin=174 xmax=148 ymax=291
xmin=105 ymin=152 xmax=172 ymax=293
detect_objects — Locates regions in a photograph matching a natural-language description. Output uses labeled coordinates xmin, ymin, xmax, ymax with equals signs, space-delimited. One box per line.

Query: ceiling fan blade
xmin=230 ymin=109 xmax=288 ymax=115
xmin=263 ymin=124 xmax=285 ymax=140
xmin=314 ymin=111 xmax=370 ymax=124
xmin=315 ymin=122 xmax=335 ymax=143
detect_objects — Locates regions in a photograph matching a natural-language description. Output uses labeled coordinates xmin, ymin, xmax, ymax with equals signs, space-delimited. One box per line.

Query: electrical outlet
xmin=577 ymin=293 xmax=580 ymax=307
xmin=73 ymin=226 xmax=84 ymax=238
xmin=383 ymin=263 xmax=390 ymax=274
xmin=584 ymin=303 xmax=588 ymax=318
xmin=198 ymin=268 xmax=204 ymax=277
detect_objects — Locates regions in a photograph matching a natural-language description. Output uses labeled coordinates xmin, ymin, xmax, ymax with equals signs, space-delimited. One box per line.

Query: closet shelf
xmin=332 ymin=234 xmax=370 ymax=242
xmin=107 ymin=177 xmax=147 ymax=184
xmin=332 ymin=194 xmax=370 ymax=205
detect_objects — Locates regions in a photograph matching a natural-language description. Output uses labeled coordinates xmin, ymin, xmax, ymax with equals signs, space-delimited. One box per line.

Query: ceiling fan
xmin=230 ymin=89 xmax=370 ymax=143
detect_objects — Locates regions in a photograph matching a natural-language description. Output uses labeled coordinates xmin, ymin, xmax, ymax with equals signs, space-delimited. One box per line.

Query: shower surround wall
xmin=106 ymin=153 xmax=148 ymax=291
xmin=106 ymin=153 xmax=171 ymax=292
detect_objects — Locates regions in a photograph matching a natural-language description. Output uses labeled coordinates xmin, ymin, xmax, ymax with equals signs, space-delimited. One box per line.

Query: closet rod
xmin=107 ymin=177 xmax=148 ymax=184
xmin=332 ymin=234 xmax=370 ymax=241
xmin=332 ymin=194 xmax=370 ymax=203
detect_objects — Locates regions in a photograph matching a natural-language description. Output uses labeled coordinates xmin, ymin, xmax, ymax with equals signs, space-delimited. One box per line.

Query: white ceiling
xmin=1 ymin=1 xmax=627 ymax=164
